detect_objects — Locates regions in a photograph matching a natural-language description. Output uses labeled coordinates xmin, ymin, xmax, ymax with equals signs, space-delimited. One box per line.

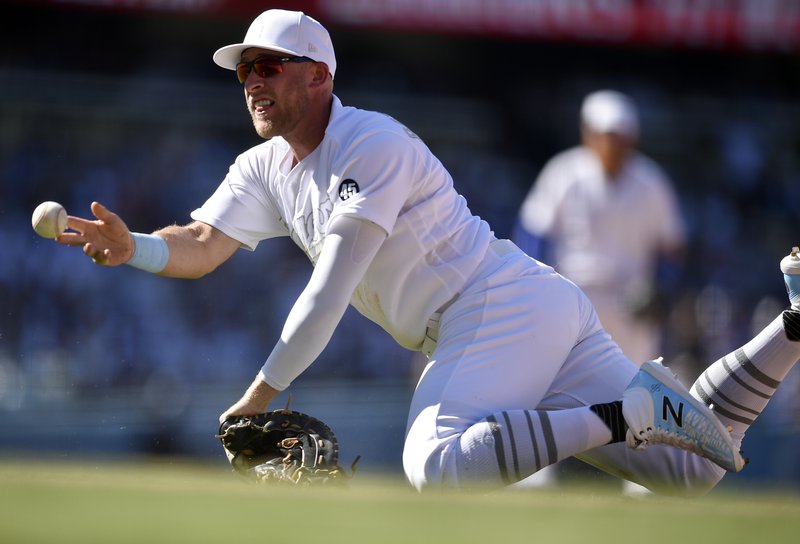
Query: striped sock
xmin=783 ymin=308 xmax=800 ymax=340
xmin=691 ymin=310 xmax=800 ymax=438
xmin=455 ymin=406 xmax=612 ymax=488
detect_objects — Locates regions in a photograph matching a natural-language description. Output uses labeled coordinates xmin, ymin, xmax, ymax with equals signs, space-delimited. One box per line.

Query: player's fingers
xmin=82 ymin=242 xmax=107 ymax=265
xmin=89 ymin=202 xmax=132 ymax=244
xmin=91 ymin=201 xmax=119 ymax=223
xmin=66 ymin=215 xmax=96 ymax=235
xmin=55 ymin=231 xmax=88 ymax=246
xmin=219 ymin=406 xmax=251 ymax=423
xmin=90 ymin=200 xmax=105 ymax=217
xmin=220 ymin=412 xmax=249 ymax=424
xmin=219 ymin=406 xmax=240 ymax=423
xmin=220 ymin=400 xmax=267 ymax=423
xmin=83 ymin=242 xmax=97 ymax=258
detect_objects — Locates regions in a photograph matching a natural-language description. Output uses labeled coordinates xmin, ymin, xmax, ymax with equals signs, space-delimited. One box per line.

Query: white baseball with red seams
xmin=31 ymin=201 xmax=68 ymax=239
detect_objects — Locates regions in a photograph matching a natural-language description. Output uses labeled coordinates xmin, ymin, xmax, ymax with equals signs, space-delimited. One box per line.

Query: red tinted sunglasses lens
xmin=235 ymin=58 xmax=284 ymax=83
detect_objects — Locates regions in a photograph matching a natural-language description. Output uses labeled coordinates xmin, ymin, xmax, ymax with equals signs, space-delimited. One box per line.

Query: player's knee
xmin=402 ymin=439 xmax=459 ymax=492
xmin=402 ymin=450 xmax=447 ymax=492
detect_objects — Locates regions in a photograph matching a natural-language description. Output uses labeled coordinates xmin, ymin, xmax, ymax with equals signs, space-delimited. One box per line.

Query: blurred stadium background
xmin=1 ymin=0 xmax=799 ymax=490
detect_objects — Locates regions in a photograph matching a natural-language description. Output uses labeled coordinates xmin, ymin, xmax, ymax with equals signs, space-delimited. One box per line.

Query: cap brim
xmin=213 ymin=43 xmax=301 ymax=70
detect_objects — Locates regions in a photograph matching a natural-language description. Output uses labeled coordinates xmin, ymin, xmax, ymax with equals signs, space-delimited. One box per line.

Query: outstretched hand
xmin=57 ymin=201 xmax=134 ymax=266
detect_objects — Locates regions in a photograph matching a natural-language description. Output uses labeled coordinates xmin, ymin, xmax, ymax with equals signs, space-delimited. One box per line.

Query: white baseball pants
xmin=403 ymin=240 xmax=725 ymax=494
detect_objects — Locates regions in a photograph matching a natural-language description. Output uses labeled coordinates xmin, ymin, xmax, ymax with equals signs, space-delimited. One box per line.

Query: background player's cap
xmin=581 ymin=90 xmax=639 ymax=139
xmin=213 ymin=9 xmax=337 ymax=79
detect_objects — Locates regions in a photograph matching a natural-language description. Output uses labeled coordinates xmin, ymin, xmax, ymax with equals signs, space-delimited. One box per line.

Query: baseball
xmin=31 ymin=201 xmax=68 ymax=239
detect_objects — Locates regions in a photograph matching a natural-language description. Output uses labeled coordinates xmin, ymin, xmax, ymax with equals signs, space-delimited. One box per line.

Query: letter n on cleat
xmin=662 ymin=397 xmax=684 ymax=427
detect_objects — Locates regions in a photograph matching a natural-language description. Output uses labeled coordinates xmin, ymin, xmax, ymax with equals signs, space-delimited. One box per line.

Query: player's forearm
xmin=259 ymin=216 xmax=386 ymax=390
xmin=149 ymin=222 xmax=239 ymax=279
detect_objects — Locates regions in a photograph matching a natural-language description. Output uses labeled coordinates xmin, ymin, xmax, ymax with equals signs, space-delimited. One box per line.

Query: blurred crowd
xmin=1 ymin=6 xmax=799 ymax=481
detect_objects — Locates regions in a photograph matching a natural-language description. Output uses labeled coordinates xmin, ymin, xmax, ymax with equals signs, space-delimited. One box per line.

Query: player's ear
xmin=308 ymin=62 xmax=332 ymax=88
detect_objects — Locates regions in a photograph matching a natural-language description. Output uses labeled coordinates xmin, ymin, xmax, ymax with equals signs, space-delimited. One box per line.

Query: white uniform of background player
xmin=517 ymin=91 xmax=686 ymax=364
xmin=60 ymin=10 xmax=800 ymax=495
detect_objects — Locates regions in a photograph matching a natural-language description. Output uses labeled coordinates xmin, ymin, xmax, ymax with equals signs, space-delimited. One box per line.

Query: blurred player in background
xmin=57 ymin=9 xmax=800 ymax=495
xmin=513 ymin=91 xmax=687 ymax=491
xmin=515 ymin=90 xmax=686 ymax=365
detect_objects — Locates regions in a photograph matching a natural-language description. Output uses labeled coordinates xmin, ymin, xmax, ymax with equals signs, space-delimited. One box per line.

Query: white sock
xmin=692 ymin=311 xmax=800 ymax=439
xmin=454 ymin=407 xmax=612 ymax=489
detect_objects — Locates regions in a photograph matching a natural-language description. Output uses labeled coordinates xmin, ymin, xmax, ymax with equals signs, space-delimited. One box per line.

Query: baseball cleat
xmin=622 ymin=359 xmax=746 ymax=473
xmin=780 ymin=246 xmax=800 ymax=311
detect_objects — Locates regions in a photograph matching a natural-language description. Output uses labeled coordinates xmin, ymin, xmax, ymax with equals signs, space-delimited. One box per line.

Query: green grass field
xmin=1 ymin=459 xmax=798 ymax=544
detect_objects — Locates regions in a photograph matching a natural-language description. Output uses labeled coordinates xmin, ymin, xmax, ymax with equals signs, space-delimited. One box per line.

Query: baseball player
xmin=515 ymin=90 xmax=686 ymax=366
xmin=58 ymin=9 xmax=800 ymax=495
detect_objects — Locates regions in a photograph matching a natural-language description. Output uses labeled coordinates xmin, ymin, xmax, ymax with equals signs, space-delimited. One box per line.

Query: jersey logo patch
xmin=339 ymin=179 xmax=360 ymax=201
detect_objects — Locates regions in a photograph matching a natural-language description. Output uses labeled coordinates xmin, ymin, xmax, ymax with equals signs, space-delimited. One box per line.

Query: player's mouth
xmin=252 ymin=98 xmax=275 ymax=114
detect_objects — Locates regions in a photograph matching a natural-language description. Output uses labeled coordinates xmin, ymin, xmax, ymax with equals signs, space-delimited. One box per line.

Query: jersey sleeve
xmin=259 ymin=215 xmax=387 ymax=390
xmin=190 ymin=149 xmax=287 ymax=251
xmin=327 ymin=128 xmax=417 ymax=236
xmin=518 ymin=152 xmax=572 ymax=236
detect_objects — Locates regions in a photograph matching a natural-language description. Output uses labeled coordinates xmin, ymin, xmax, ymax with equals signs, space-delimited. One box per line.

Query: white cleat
xmin=622 ymin=359 xmax=746 ymax=473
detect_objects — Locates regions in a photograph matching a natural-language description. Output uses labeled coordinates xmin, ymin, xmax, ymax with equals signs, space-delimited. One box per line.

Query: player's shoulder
xmin=234 ymin=137 xmax=288 ymax=164
xmin=234 ymin=137 xmax=285 ymax=159
xmin=543 ymin=146 xmax=592 ymax=169
xmin=626 ymin=151 xmax=672 ymax=185
xmin=228 ymin=138 xmax=288 ymax=180
xmin=328 ymin=98 xmax=423 ymax=151
xmin=538 ymin=146 xmax=593 ymax=183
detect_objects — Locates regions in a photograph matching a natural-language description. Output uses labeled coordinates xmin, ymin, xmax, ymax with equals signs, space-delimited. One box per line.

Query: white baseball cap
xmin=580 ymin=90 xmax=639 ymax=139
xmin=213 ymin=9 xmax=337 ymax=79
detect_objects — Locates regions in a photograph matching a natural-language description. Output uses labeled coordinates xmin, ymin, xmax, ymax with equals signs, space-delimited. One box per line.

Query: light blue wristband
xmin=126 ymin=232 xmax=169 ymax=273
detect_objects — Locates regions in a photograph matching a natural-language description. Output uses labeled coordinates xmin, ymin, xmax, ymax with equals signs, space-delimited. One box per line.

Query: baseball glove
xmin=216 ymin=409 xmax=357 ymax=485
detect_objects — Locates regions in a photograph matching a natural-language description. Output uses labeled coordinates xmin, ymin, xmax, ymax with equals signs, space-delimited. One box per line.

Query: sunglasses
xmin=235 ymin=55 xmax=314 ymax=84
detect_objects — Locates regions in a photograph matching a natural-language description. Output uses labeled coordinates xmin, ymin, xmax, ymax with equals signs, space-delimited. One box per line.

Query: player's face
xmin=240 ymin=49 xmax=312 ymax=140
xmin=583 ymin=129 xmax=633 ymax=177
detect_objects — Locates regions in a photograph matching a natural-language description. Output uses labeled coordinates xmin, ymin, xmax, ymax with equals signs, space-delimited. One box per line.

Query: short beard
xmin=249 ymin=78 xmax=309 ymax=140
xmin=252 ymin=117 xmax=276 ymax=139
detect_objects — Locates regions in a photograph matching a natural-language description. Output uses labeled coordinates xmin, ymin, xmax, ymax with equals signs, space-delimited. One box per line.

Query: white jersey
xmin=517 ymin=146 xmax=685 ymax=362
xmin=518 ymin=146 xmax=685 ymax=289
xmin=191 ymin=95 xmax=493 ymax=350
